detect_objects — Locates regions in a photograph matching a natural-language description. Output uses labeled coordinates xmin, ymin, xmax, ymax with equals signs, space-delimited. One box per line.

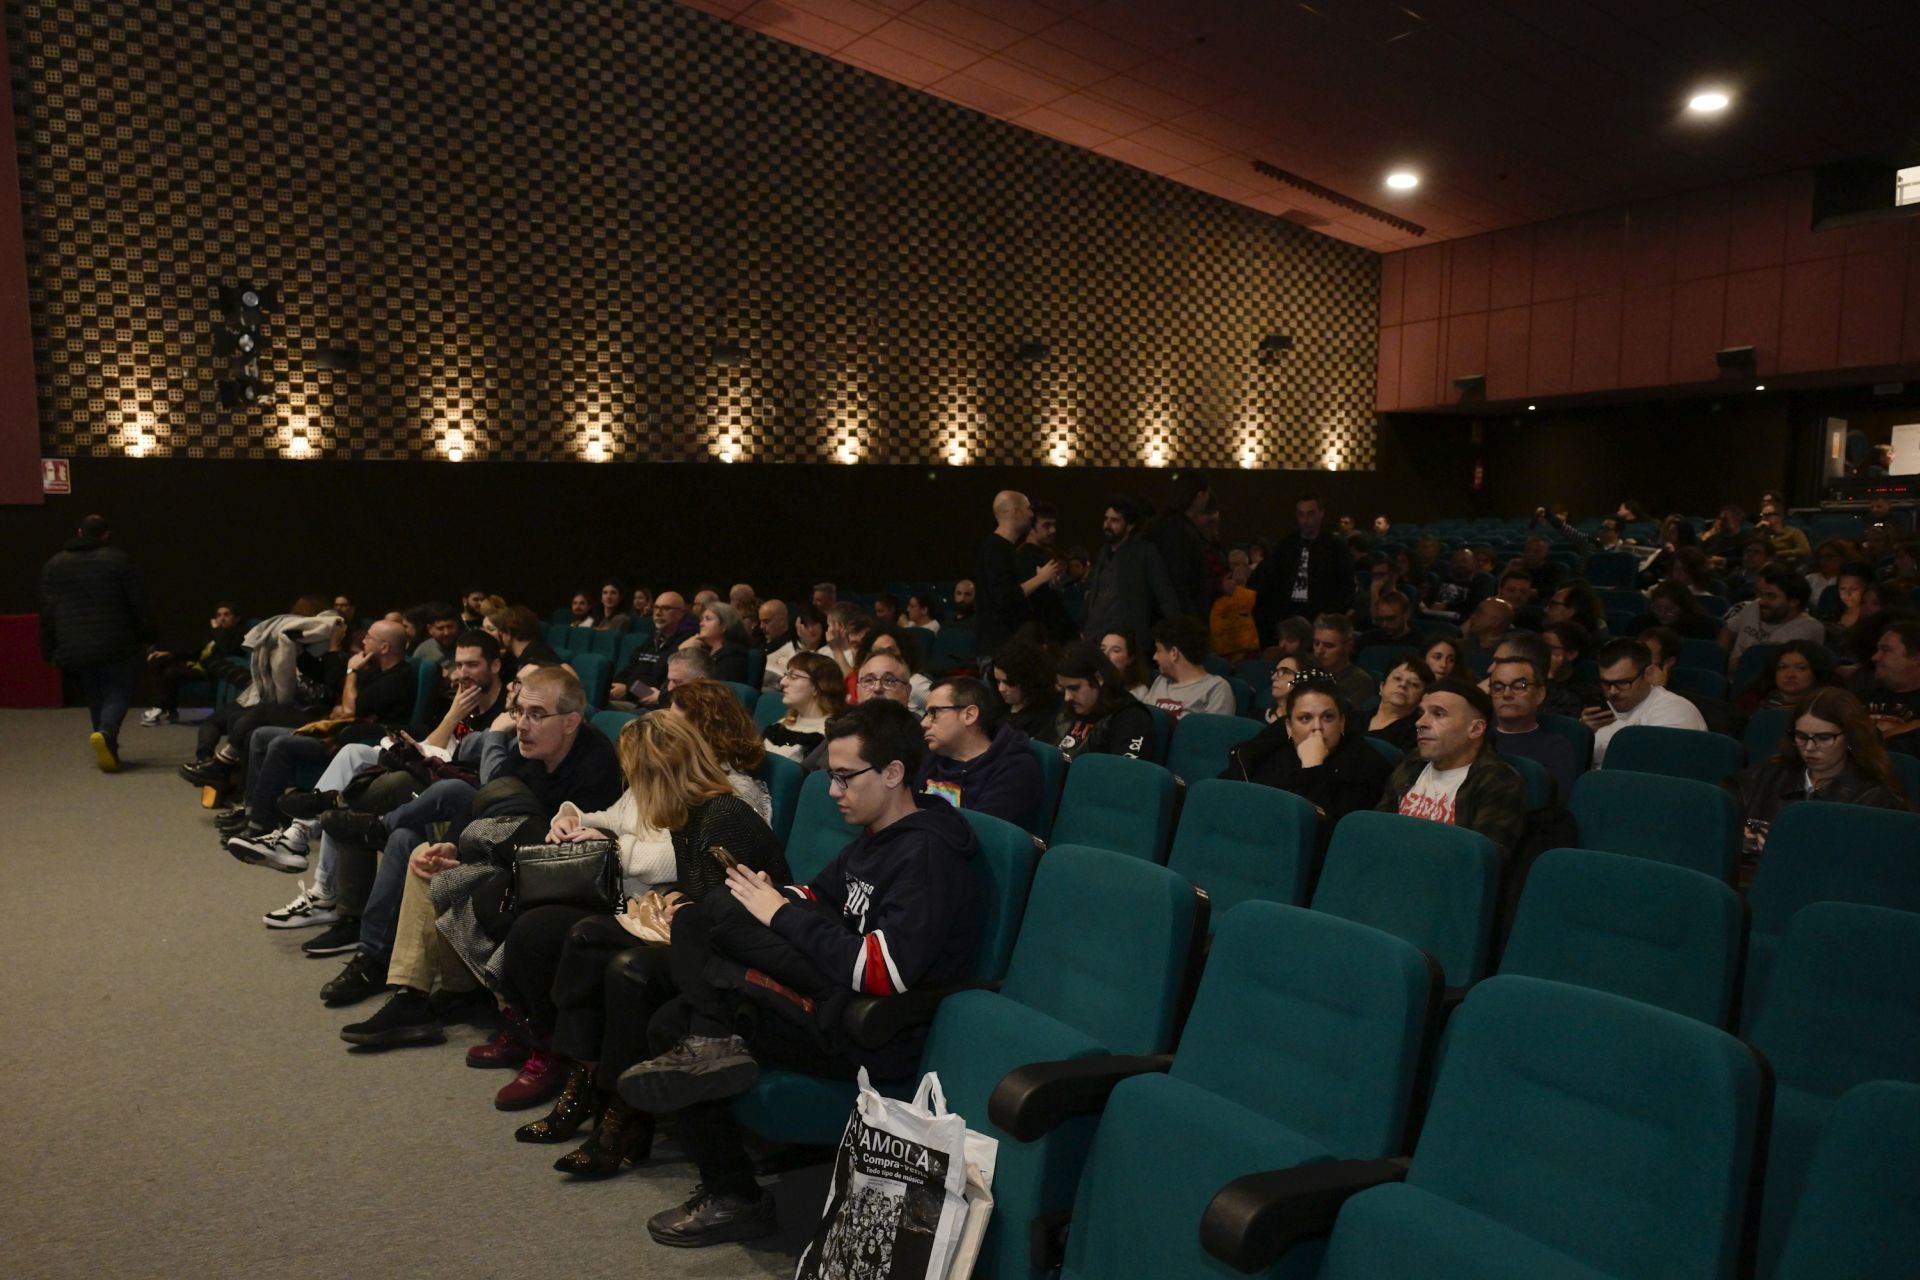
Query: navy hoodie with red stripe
xmin=772 ymin=794 xmax=984 ymax=1002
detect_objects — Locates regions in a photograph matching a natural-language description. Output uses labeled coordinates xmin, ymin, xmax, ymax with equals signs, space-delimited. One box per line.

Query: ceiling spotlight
xmin=1385 ymin=172 xmax=1419 ymax=191
xmin=1754 ymin=384 xmax=1766 ymax=391
xmin=1687 ymin=90 xmax=1730 ymax=114
xmin=1527 ymin=404 xmax=1537 ymax=411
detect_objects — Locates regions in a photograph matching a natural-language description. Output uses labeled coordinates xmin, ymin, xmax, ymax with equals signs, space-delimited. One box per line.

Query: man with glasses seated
xmin=1488 ymin=653 xmax=1580 ymax=806
xmin=1583 ymin=636 xmax=1706 ymax=766
xmin=621 ymin=699 xmax=985 ymax=1248
xmin=800 ymin=651 xmax=914 ymax=771
xmin=915 ymin=675 xmax=1044 ymax=831
xmin=608 ymin=591 xmax=695 ymax=708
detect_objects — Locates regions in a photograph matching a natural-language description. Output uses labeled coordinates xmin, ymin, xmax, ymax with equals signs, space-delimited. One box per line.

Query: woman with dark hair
xmin=1544 ymin=577 xmax=1608 ymax=639
xmin=1274 ymin=615 xmax=1316 ymax=662
xmin=1637 ymin=514 xmax=1699 ymax=586
xmin=1725 ymin=687 xmax=1910 ymax=881
xmin=1420 ymin=634 xmax=1467 ymax=683
xmin=763 ymin=649 xmax=846 ymax=762
xmin=1833 ymin=562 xmax=1874 ymax=634
xmin=1630 ymin=581 xmax=1721 ymax=640
xmin=1736 ymin=639 xmax=1839 ymax=716
xmin=496 ymin=713 xmax=790 ymax=1172
xmin=991 ymin=637 xmax=1063 ymax=742
xmin=1224 ymin=675 xmax=1395 ymax=835
xmin=1806 ymin=539 xmax=1859 ymax=605
xmin=1053 ymin=640 xmax=1157 ymax=763
xmin=1366 ymin=656 xmax=1433 ymax=754
xmin=1264 ymin=654 xmax=1305 ymax=724
xmin=594 ymin=581 xmax=632 ymax=634
xmin=1098 ymin=630 xmax=1153 ymax=701
xmin=1541 ymin=619 xmax=1598 ymax=717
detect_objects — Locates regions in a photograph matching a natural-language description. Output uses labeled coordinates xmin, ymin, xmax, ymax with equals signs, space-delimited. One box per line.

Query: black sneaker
xmin=646 ymin=1185 xmax=777 ymax=1248
xmin=319 ymin=809 xmax=387 ymax=845
xmin=341 ymin=988 xmax=445 ymax=1048
xmin=278 ymin=788 xmax=343 ymax=821
xmin=302 ymin=915 xmax=361 ymax=957
xmin=617 ymin=1035 xmax=761 ymax=1114
xmin=179 ymin=759 xmax=228 ymax=788
xmin=320 ymin=951 xmax=388 ymax=1007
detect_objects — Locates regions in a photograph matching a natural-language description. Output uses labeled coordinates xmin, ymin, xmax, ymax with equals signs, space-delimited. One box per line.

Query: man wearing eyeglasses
xmin=1488 ymin=654 xmax=1580 ymax=806
xmin=608 ymin=591 xmax=695 ymax=706
xmin=915 ymin=676 xmax=1044 ymax=832
xmin=800 ymin=652 xmax=914 ymax=772
xmin=620 ymin=699 xmax=985 ymax=1248
xmin=1585 ymin=637 xmax=1706 ymax=766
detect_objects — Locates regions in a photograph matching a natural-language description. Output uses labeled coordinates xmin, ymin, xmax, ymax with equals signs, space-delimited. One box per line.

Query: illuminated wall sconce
xmin=585 ymin=437 xmax=607 ymax=462
xmin=1145 ymin=435 xmax=1168 ymax=468
xmin=445 ymin=427 xmax=467 ymax=462
xmin=288 ymin=429 xmax=312 ymax=459
xmin=947 ymin=436 xmax=969 ymax=466
xmin=835 ymin=434 xmax=861 ymax=465
xmin=1239 ymin=436 xmax=1260 ymax=469
xmin=1324 ymin=443 xmax=1343 ymax=471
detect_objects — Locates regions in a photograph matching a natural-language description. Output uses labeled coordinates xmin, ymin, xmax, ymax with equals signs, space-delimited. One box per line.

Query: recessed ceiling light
xmin=1687 ymin=90 xmax=1731 ymax=114
xmin=1527 ymin=404 xmax=1537 ymax=411
xmin=1385 ymin=171 xmax=1419 ymax=191
xmin=1754 ymin=384 xmax=1766 ymax=391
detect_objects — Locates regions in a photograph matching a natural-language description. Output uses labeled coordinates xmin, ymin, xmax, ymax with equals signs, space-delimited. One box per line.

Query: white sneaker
xmin=281 ymin=819 xmax=316 ymax=855
xmin=227 ymin=825 xmax=309 ymax=873
xmin=141 ymin=707 xmax=176 ymax=726
xmin=263 ymin=880 xmax=341 ymax=930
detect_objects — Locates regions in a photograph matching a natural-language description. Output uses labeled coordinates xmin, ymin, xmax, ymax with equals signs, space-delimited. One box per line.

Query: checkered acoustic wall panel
xmin=5 ymin=0 xmax=1380 ymax=470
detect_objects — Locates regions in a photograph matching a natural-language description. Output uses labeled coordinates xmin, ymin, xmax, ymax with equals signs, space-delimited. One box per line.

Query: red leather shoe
xmin=466 ymin=1028 xmax=531 ymax=1070
xmin=495 ymin=1050 xmax=567 ymax=1111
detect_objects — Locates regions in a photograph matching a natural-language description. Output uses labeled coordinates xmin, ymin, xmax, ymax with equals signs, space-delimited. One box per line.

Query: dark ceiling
xmin=677 ymin=0 xmax=1920 ymax=251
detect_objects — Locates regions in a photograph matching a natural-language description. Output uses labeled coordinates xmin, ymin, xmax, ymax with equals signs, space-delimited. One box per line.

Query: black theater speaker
xmin=1716 ymin=346 xmax=1757 ymax=371
xmin=1454 ymin=373 xmax=1486 ymax=394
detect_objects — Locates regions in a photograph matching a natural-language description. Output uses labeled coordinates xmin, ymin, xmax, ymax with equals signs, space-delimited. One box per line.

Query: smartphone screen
xmin=707 ymin=844 xmax=739 ymax=871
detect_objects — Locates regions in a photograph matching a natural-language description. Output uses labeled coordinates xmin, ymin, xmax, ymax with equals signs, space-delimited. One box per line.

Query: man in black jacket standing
xmin=1251 ymin=495 xmax=1353 ymax=653
xmin=972 ymin=489 xmax=1061 ymax=665
xmin=38 ymin=514 xmax=156 ymax=771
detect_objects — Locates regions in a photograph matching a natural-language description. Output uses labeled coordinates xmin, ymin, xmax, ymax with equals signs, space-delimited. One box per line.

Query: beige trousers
xmin=387 ymin=867 xmax=478 ymax=994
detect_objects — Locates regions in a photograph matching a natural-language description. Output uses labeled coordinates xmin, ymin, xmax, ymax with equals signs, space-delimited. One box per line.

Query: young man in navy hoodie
xmin=916 ymin=675 xmax=1045 ymax=833
xmin=623 ymin=698 xmax=985 ymax=1248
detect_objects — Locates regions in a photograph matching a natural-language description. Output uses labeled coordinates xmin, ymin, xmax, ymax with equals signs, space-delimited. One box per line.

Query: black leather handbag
xmin=503 ymin=839 xmax=624 ymax=914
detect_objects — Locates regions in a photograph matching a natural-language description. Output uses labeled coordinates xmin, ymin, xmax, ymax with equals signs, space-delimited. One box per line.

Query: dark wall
xmin=2 ymin=411 xmax=1468 ymax=649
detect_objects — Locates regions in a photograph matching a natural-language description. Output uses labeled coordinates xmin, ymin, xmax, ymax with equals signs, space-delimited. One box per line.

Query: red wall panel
xmin=1838 ymin=249 xmax=1907 ymax=368
xmin=1779 ymin=257 xmax=1844 ymax=373
xmin=1400 ymin=318 xmax=1442 ymax=407
xmin=1571 ymin=292 xmax=1622 ymax=392
xmin=1402 ymin=244 xmax=1444 ymax=323
xmin=1670 ymin=275 xmax=1727 ymax=384
xmin=1489 ymin=226 xmax=1533 ymax=309
xmin=1445 ymin=309 xmax=1490 ymax=386
xmin=1486 ymin=306 xmax=1531 ymax=401
xmin=1722 ymin=267 xmax=1783 ymax=374
xmin=1375 ymin=168 xmax=1920 ymax=412
xmin=1527 ymin=298 xmax=1576 ymax=397
xmin=1448 ymin=233 xmax=1491 ymax=316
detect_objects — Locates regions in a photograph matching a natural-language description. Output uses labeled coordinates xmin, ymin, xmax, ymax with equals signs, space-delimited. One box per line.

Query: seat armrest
xmin=840 ymin=980 xmax=999 ymax=1050
xmin=987 ymin=1054 xmax=1175 ymax=1141
xmin=1201 ymin=1157 xmax=1410 ymax=1273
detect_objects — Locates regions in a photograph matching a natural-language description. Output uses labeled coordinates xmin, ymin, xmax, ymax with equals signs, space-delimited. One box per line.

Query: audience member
xmin=1421 ymin=546 xmax=1485 ymax=620
xmin=37 ymin=513 xmax=157 ymax=771
xmin=594 ymin=582 xmax=633 ymax=633
xmin=1273 ymin=614 xmax=1315 ymax=663
xmin=1757 ymin=504 xmax=1810 ymax=562
xmin=619 ymin=700 xmax=984 ymax=1248
xmin=754 ymin=599 xmax=792 ymax=682
xmin=1420 ymin=634 xmax=1466 ymax=683
xmin=1251 ymin=495 xmax=1351 ymax=645
xmin=684 ymin=601 xmax=751 ymax=685
xmin=971 ymin=490 xmax=1058 ymax=662
xmin=1144 ymin=473 xmax=1215 ymax=620
xmin=1460 ymin=596 xmax=1515 ymax=663
xmin=949 ymin=579 xmax=975 ymax=624
xmin=1543 ymin=578 xmax=1607 ymax=640
xmin=407 ymin=604 xmax=464 ymax=673
xmin=1209 ymin=546 xmax=1259 ymax=662
xmin=485 ymin=605 xmax=566 ymax=680
xmin=1146 ymin=615 xmax=1236 ymax=720
xmin=142 ymin=601 xmax=244 ymax=725
xmin=811 ymin=582 xmax=837 ymax=612
xmin=851 ymin=628 xmax=930 ymax=712
xmin=1853 ymin=619 xmax=1920 ymax=755
xmin=1263 ymin=654 xmax=1305 ymax=724
xmin=1379 ymin=681 xmax=1527 ymax=854
xmin=761 ymin=602 xmax=821 ymax=694
xmin=869 ymin=592 xmax=900 ymax=629
xmin=1017 ymin=499 xmax=1078 ymax=643
xmin=916 ymin=676 xmax=1044 ymax=831
xmin=1355 ymin=588 xmax=1416 ymax=653
xmin=989 ymin=637 xmax=1063 ymax=743
xmin=460 ymin=589 xmax=490 ymax=628
xmin=1585 ymin=638 xmax=1707 ymax=765
xmin=763 ymin=651 xmax=846 ymax=764
xmin=1541 ymin=619 xmax=1597 ymax=716
xmin=1632 ymin=581 xmax=1720 ymax=640
xmin=1736 ymin=639 xmax=1839 ymax=716
xmin=1365 ymin=656 xmax=1431 ymax=755
xmin=666 ymin=680 xmax=773 ymax=820
xmin=903 ymin=592 xmax=941 ymax=633
xmin=1310 ymin=613 xmax=1377 ymax=705
xmin=1081 ymin=494 xmax=1180 ymax=656
xmin=1226 ymin=675 xmax=1392 ymax=832
xmin=609 ymin=592 xmax=694 ymax=703
xmin=1496 ymin=569 xmax=1543 ymax=629
xmin=1509 ymin=535 xmax=1565 ymax=593
xmin=1488 ymin=653 xmax=1580 ymax=806
xmin=1701 ymin=505 xmax=1753 ymax=566
xmin=566 ymin=591 xmax=596 ymax=629
xmin=1720 ymin=563 xmax=1824 ymax=671
xmin=1053 ymin=640 xmax=1156 ymax=763
xmin=822 ymin=603 xmax=867 ymax=674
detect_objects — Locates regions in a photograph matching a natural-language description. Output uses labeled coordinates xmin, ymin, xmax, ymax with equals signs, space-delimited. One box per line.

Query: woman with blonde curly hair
xmin=498 ymin=711 xmax=789 ymax=1169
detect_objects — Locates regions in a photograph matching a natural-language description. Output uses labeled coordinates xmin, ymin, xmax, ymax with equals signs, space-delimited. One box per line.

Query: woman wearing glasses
xmin=1724 ymin=686 xmax=1910 ymax=880
xmin=763 ymin=650 xmax=847 ymax=762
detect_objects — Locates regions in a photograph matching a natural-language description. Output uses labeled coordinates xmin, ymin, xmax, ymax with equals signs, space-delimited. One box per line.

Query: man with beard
xmin=1081 ymin=494 xmax=1182 ymax=657
xmin=1718 ymin=563 xmax=1823 ymax=673
xmin=1250 ymin=495 xmax=1351 ymax=650
xmin=971 ymin=490 xmax=1062 ymax=664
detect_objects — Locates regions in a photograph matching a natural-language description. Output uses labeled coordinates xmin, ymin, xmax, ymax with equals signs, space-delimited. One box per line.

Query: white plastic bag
xmin=795 ymin=1070 xmax=998 ymax=1280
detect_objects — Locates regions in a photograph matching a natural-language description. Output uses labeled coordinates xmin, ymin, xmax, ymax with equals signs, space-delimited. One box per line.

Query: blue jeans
xmin=358 ymin=778 xmax=478 ymax=962
xmin=308 ymin=743 xmax=381 ymax=901
xmin=78 ymin=659 xmax=138 ymax=743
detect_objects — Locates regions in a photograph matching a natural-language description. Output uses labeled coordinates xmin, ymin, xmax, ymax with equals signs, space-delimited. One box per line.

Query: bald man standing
xmin=972 ymin=490 xmax=1061 ymax=665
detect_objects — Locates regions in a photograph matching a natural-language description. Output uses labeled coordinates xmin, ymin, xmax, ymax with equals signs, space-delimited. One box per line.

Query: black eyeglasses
xmin=922 ymin=705 xmax=963 ymax=719
xmin=1488 ymin=679 xmax=1534 ymax=694
xmin=1598 ymin=672 xmax=1644 ymax=692
xmin=825 ymin=765 xmax=876 ymax=791
xmin=1791 ymin=731 xmax=1843 ymax=748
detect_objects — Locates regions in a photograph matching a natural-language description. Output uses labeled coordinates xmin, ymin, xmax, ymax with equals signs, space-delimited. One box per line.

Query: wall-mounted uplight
xmin=288 ymin=430 xmax=311 ymax=459
xmin=1385 ymin=171 xmax=1419 ymax=191
xmin=446 ymin=427 xmax=466 ymax=463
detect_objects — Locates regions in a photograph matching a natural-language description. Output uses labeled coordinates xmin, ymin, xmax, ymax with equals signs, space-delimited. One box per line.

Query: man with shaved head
xmin=609 ymin=590 xmax=695 ymax=706
xmin=973 ymin=490 xmax=1062 ymax=665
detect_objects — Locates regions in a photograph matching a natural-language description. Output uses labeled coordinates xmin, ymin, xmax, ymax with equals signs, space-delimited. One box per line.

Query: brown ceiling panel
xmin=676 ymin=0 xmax=1920 ymax=252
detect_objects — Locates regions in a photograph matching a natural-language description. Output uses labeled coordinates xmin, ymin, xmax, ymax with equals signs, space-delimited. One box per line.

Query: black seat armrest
xmin=1201 ymin=1157 xmax=1410 ymax=1273
xmin=840 ymin=980 xmax=999 ymax=1050
xmin=987 ymin=1054 xmax=1175 ymax=1141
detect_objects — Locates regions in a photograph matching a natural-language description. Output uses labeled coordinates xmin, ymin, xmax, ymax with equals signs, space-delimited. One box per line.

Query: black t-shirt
xmin=1852 ymin=674 xmax=1920 ymax=756
xmin=353 ymin=659 xmax=418 ymax=726
xmin=973 ymin=532 xmax=1028 ymax=655
xmin=423 ymin=682 xmax=509 ymax=740
xmin=501 ymin=722 xmax=624 ymax=819
xmin=1057 ymin=700 xmax=1156 ymax=763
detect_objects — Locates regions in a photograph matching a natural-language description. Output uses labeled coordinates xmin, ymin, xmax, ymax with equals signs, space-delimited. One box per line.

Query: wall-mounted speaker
xmin=1715 ymin=346 xmax=1757 ymax=370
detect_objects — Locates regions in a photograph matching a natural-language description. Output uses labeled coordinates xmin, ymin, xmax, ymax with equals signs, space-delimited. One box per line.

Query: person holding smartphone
xmin=1584 ymin=637 xmax=1706 ymax=766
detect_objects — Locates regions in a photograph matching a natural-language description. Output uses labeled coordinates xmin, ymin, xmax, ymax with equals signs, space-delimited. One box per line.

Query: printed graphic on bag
xmin=796 ymin=1114 xmax=951 ymax=1280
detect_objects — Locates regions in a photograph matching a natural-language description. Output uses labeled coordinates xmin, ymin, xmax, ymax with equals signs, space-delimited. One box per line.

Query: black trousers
xmin=646 ymin=891 xmax=859 ymax=1200
xmin=499 ymin=907 xmax=642 ymax=1055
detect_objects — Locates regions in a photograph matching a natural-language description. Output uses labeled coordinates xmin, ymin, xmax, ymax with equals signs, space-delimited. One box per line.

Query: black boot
xmin=553 ymin=1097 xmax=654 ymax=1177
xmin=515 ymin=1062 xmax=601 ymax=1144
